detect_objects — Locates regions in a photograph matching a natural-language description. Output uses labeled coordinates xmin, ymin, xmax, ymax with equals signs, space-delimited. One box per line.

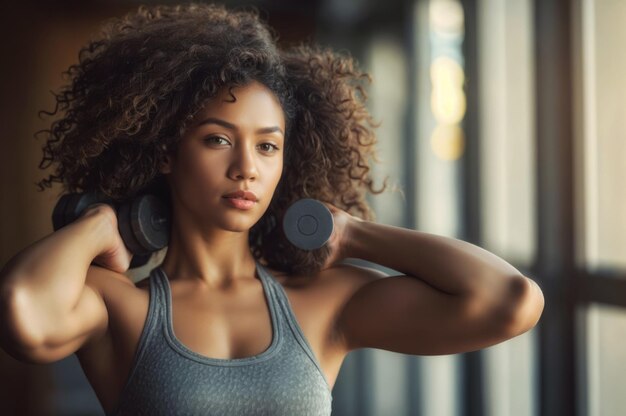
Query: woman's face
xmin=162 ymin=80 xmax=285 ymax=232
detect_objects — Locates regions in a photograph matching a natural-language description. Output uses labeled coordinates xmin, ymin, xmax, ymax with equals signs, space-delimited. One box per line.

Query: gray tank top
xmin=108 ymin=261 xmax=333 ymax=415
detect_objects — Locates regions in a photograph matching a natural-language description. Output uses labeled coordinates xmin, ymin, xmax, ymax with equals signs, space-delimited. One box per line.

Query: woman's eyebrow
xmin=257 ymin=126 xmax=284 ymax=135
xmin=196 ymin=117 xmax=284 ymax=135
xmin=196 ymin=117 xmax=236 ymax=130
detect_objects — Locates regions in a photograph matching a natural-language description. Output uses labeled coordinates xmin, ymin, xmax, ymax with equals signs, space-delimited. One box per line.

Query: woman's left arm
xmin=324 ymin=204 xmax=545 ymax=355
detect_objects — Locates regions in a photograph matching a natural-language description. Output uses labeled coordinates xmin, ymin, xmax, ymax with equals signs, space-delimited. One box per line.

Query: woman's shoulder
xmin=274 ymin=262 xmax=383 ymax=285
xmin=268 ymin=262 xmax=386 ymax=308
xmin=82 ymin=267 xmax=150 ymax=333
xmin=85 ymin=265 xmax=146 ymax=300
xmin=267 ymin=262 xmax=387 ymax=355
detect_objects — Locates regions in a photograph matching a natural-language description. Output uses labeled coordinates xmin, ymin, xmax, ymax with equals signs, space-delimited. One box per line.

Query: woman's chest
xmin=105 ymin=348 xmax=332 ymax=415
xmin=76 ymin=273 xmax=344 ymax=413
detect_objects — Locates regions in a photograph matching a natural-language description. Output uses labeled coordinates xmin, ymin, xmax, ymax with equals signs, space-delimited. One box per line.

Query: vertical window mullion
xmin=533 ymin=1 xmax=578 ymax=415
xmin=459 ymin=0 xmax=484 ymax=415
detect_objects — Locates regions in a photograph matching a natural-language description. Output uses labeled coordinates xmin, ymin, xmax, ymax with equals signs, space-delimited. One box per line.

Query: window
xmin=576 ymin=1 xmax=626 ymax=415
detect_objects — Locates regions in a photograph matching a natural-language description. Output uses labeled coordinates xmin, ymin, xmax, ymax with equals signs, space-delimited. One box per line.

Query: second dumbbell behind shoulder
xmin=53 ymin=193 xmax=171 ymax=269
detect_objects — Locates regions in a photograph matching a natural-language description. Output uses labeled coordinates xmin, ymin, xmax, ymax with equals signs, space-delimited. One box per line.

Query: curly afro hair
xmin=36 ymin=3 xmax=388 ymax=276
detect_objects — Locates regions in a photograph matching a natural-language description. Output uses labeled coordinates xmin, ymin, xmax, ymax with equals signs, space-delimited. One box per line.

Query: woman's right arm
xmin=0 ymin=206 xmax=130 ymax=364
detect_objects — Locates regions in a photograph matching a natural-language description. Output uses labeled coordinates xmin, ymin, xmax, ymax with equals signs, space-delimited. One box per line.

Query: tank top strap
xmin=254 ymin=261 xmax=281 ymax=311
xmin=149 ymin=266 xmax=170 ymax=324
xmin=254 ymin=261 xmax=329 ymax=389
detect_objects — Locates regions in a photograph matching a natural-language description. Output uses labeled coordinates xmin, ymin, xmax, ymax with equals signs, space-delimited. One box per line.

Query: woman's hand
xmin=319 ymin=202 xmax=363 ymax=270
xmin=82 ymin=204 xmax=134 ymax=273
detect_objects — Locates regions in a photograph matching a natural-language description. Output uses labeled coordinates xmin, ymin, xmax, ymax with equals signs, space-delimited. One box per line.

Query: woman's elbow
xmin=498 ymin=276 xmax=545 ymax=338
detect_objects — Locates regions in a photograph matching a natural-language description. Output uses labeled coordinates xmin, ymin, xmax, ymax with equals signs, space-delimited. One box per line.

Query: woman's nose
xmin=228 ymin=145 xmax=258 ymax=181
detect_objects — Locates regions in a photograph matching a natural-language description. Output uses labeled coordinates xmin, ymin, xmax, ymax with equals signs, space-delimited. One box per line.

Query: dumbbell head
xmin=117 ymin=194 xmax=170 ymax=256
xmin=52 ymin=192 xmax=169 ymax=269
xmin=52 ymin=192 xmax=114 ymax=231
xmin=282 ymin=199 xmax=334 ymax=250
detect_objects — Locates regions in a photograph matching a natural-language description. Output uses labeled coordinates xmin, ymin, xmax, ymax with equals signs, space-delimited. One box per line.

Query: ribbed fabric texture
xmin=107 ymin=261 xmax=332 ymax=416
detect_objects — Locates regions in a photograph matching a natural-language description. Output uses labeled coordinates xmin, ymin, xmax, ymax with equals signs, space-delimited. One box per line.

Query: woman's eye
xmin=259 ymin=143 xmax=280 ymax=153
xmin=204 ymin=136 xmax=229 ymax=145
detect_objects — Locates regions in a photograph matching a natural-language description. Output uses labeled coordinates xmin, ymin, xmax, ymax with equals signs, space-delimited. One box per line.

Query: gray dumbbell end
xmin=282 ymin=199 xmax=334 ymax=250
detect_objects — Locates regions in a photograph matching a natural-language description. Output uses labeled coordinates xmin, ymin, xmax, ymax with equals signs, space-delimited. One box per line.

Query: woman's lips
xmin=222 ymin=190 xmax=258 ymax=201
xmin=223 ymin=197 xmax=256 ymax=210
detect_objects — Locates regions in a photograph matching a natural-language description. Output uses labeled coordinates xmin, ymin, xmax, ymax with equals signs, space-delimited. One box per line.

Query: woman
xmin=0 ymin=4 xmax=544 ymax=415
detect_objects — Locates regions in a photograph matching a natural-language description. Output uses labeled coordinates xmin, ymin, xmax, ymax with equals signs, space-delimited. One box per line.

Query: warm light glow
xmin=430 ymin=57 xmax=466 ymax=124
xmin=429 ymin=0 xmax=465 ymax=35
xmin=430 ymin=124 xmax=465 ymax=161
xmin=428 ymin=0 xmax=465 ymax=161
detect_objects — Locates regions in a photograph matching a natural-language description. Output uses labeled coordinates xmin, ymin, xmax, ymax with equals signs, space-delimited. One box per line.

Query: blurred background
xmin=0 ymin=0 xmax=625 ymax=415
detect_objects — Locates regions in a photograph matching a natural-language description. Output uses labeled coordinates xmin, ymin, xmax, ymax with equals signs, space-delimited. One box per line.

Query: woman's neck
xmin=160 ymin=226 xmax=257 ymax=289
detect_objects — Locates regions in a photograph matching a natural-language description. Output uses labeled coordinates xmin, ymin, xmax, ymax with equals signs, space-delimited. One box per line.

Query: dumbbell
xmin=282 ymin=199 xmax=334 ymax=250
xmin=52 ymin=193 xmax=170 ymax=268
